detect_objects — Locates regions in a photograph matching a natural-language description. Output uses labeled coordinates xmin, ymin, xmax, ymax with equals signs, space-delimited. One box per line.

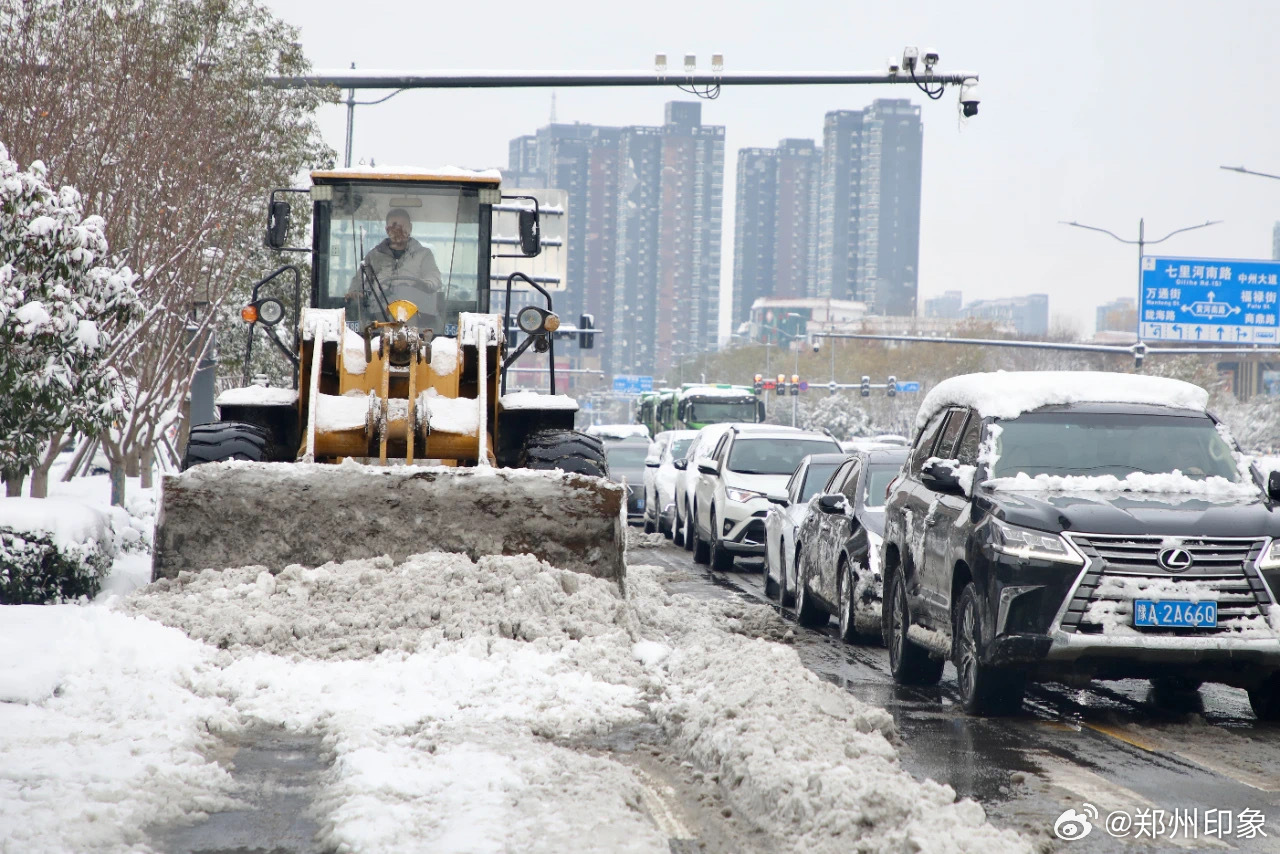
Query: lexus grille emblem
xmin=1157 ymin=547 xmax=1193 ymax=572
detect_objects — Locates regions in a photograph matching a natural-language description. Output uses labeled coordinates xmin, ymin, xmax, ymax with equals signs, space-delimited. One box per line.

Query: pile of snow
xmin=4 ymin=540 xmax=1029 ymax=853
xmin=915 ymin=371 xmax=1209 ymax=429
xmin=627 ymin=530 xmax=667 ymax=549
xmin=499 ymin=391 xmax=579 ymax=411
xmin=0 ymin=497 xmax=115 ymax=603
xmin=130 ymin=553 xmax=626 ymax=658
xmin=215 ymin=386 xmax=298 ymax=407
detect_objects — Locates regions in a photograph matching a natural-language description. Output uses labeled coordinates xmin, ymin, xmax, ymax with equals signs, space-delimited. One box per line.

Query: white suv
xmin=690 ymin=427 xmax=842 ymax=570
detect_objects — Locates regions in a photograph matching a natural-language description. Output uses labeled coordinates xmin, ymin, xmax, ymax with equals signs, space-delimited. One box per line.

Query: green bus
xmin=669 ymin=384 xmax=765 ymax=431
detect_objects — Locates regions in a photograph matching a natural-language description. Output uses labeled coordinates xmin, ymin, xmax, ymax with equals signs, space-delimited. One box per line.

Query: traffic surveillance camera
xmin=923 ymin=51 xmax=939 ymax=71
xmin=901 ymin=46 xmax=919 ymax=72
xmin=959 ymin=78 xmax=979 ymax=117
xmin=812 ymin=339 xmax=821 ymax=353
xmin=887 ymin=58 xmax=900 ymax=74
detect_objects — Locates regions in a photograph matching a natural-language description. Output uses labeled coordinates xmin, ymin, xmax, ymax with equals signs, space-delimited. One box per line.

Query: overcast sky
xmin=263 ymin=0 xmax=1280 ymax=339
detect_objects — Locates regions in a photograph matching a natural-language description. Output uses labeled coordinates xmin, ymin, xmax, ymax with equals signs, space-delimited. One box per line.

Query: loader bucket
xmin=151 ymin=462 xmax=626 ymax=586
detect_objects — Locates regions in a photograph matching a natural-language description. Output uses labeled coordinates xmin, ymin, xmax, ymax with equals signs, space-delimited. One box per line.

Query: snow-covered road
xmin=0 ymin=510 xmax=1027 ymax=853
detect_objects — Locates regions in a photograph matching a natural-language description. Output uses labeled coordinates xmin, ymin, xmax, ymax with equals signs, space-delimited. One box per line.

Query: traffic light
xmin=860 ymin=375 xmax=871 ymax=398
xmin=887 ymin=375 xmax=897 ymax=398
xmin=791 ymin=374 xmax=800 ymax=396
xmin=753 ymin=373 xmax=764 ymax=395
xmin=777 ymin=373 xmax=787 ymax=396
xmin=578 ymin=314 xmax=595 ymax=349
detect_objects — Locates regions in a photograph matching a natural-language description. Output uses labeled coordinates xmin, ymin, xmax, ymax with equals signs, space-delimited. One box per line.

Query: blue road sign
xmin=798 ymin=381 xmax=809 ymax=391
xmin=612 ymin=375 xmax=652 ymax=394
xmin=895 ymin=381 xmax=921 ymax=393
xmin=1140 ymin=256 xmax=1280 ymax=344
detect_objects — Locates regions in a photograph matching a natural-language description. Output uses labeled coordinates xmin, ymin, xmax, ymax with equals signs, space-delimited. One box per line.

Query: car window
xmin=799 ymin=462 xmax=843 ymax=502
xmin=909 ymin=411 xmax=948 ymax=475
xmin=712 ymin=434 xmax=731 ymax=463
xmin=840 ymin=460 xmax=863 ymax=501
xmin=934 ymin=409 xmax=969 ymax=460
xmin=863 ymin=465 xmax=900 ymax=508
xmin=606 ymin=445 xmax=649 ymax=469
xmin=727 ymin=438 xmax=842 ymax=475
xmin=785 ymin=464 xmax=805 ymax=502
xmin=956 ymin=413 xmax=982 ymax=466
xmin=667 ymin=436 xmax=695 ymax=462
xmin=825 ymin=459 xmax=855 ymax=494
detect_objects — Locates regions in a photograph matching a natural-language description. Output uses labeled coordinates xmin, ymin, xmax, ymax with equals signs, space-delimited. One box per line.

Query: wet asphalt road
xmin=640 ymin=539 xmax=1280 ymax=853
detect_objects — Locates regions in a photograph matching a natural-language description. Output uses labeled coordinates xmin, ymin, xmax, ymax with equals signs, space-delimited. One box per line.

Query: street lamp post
xmin=1060 ymin=218 xmax=1222 ymax=344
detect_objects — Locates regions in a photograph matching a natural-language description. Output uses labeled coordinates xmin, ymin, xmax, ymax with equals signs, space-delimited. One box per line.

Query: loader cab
xmin=309 ymin=170 xmax=499 ymax=337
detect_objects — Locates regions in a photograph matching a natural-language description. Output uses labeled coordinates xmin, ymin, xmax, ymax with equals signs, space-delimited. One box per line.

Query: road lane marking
xmin=1028 ymin=750 xmax=1225 ymax=849
xmin=1081 ymin=722 xmax=1160 ymax=752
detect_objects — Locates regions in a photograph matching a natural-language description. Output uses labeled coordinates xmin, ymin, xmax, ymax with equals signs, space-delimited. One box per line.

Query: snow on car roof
xmin=915 ymin=371 xmax=1209 ymax=429
xmin=677 ymin=384 xmax=755 ymax=399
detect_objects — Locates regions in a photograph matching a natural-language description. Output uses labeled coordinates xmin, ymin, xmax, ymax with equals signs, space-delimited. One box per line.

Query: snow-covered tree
xmin=0 ymin=145 xmax=140 ymax=494
xmin=0 ymin=0 xmax=334 ymax=502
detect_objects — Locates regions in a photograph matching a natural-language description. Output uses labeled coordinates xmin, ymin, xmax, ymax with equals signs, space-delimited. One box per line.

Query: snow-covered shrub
xmin=0 ymin=499 xmax=115 ymax=603
xmin=0 ymin=143 xmax=140 ymax=479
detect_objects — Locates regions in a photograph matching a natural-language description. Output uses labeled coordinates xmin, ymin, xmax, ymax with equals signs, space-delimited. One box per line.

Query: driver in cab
xmin=346 ymin=208 xmax=443 ymax=321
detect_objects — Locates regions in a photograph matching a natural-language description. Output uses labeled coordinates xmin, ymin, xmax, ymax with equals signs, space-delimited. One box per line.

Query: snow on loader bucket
xmin=152 ymin=462 xmax=626 ymax=584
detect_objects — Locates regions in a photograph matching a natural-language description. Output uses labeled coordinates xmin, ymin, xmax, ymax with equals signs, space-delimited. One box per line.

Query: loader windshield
xmin=317 ymin=182 xmax=484 ymax=337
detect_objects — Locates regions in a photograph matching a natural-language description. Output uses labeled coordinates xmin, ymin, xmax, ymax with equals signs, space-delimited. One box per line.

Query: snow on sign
xmin=1140 ymin=255 xmax=1280 ymax=344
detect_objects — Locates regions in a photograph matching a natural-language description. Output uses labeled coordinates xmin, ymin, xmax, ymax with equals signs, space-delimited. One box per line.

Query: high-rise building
xmin=509 ymin=102 xmax=723 ymax=378
xmin=856 ymin=99 xmax=923 ymax=316
xmin=816 ymin=110 xmax=864 ymax=303
xmin=1273 ymin=222 xmax=1280 ymax=261
xmin=812 ymin=100 xmax=922 ymax=314
xmin=732 ymin=148 xmax=778 ymax=330
xmin=731 ymin=139 xmax=822 ymax=329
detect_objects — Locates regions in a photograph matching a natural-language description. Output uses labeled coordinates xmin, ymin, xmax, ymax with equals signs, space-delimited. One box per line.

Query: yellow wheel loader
xmin=152 ymin=167 xmax=624 ymax=584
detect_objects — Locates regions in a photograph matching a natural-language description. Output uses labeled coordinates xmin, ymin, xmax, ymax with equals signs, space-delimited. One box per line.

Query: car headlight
xmin=1259 ymin=539 xmax=1280 ymax=570
xmin=726 ymin=488 xmax=766 ymax=503
xmin=990 ymin=519 xmax=1083 ymax=565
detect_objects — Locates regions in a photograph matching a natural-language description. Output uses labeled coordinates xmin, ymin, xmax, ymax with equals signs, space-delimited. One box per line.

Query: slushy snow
xmin=1 ymin=545 xmax=1029 ymax=854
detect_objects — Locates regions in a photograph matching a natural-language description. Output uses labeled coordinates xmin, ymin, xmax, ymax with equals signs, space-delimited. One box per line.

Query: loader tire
xmin=519 ymin=429 xmax=609 ymax=479
xmin=181 ymin=421 xmax=272 ymax=470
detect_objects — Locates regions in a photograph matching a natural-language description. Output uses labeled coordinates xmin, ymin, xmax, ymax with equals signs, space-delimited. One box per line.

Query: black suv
xmin=882 ymin=373 xmax=1280 ymax=718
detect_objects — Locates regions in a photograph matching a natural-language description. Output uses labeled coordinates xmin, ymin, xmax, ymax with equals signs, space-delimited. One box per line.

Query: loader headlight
xmin=256 ymin=298 xmax=286 ymax=326
xmin=517 ymin=306 xmax=558 ymax=334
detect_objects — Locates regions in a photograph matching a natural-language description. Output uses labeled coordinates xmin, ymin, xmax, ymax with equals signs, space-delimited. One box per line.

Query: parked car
xmin=673 ymin=423 xmax=797 ymax=550
xmin=642 ymin=430 xmax=698 ymax=536
xmin=603 ymin=437 xmax=651 ymax=524
xmin=882 ymin=370 xmax=1280 ymax=719
xmin=689 ymin=427 xmax=843 ymax=569
xmin=763 ymin=453 xmax=848 ymax=603
xmin=792 ymin=448 xmax=909 ymax=641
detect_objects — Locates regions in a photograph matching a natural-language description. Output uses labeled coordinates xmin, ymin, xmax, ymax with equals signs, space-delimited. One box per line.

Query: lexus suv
xmin=882 ymin=371 xmax=1280 ymax=718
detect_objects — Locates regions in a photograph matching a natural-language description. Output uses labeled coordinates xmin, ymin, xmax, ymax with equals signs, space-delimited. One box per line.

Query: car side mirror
xmin=920 ymin=459 xmax=965 ymax=496
xmin=767 ymin=492 xmax=789 ymax=506
xmin=672 ymin=458 xmax=688 ymax=471
xmin=265 ymin=199 xmax=291 ymax=249
xmin=816 ymin=494 xmax=848 ymax=514
xmin=697 ymin=459 xmax=720 ymax=475
xmin=518 ymin=208 xmax=540 ymax=256
xmin=1268 ymin=471 xmax=1280 ymax=501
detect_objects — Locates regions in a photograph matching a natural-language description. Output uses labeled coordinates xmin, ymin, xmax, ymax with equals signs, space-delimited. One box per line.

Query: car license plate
xmin=1133 ymin=599 xmax=1217 ymax=629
